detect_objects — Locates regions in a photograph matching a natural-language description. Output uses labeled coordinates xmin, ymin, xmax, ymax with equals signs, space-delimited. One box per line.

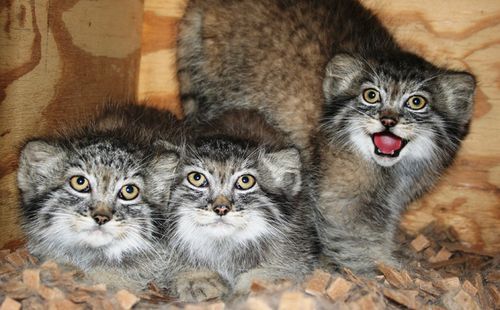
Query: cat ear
xmin=437 ymin=71 xmax=476 ymax=126
xmin=323 ymin=53 xmax=365 ymax=99
xmin=144 ymin=149 xmax=180 ymax=204
xmin=259 ymin=148 xmax=302 ymax=197
xmin=17 ymin=140 xmax=66 ymax=201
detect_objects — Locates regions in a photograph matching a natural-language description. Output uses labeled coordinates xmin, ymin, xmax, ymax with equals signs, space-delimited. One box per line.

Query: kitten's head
xmin=322 ymin=52 xmax=475 ymax=167
xmin=170 ymin=137 xmax=301 ymax=248
xmin=17 ymin=136 xmax=179 ymax=264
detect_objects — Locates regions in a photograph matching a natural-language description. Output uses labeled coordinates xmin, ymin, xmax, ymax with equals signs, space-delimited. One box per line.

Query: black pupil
xmin=241 ymin=176 xmax=249 ymax=183
xmin=126 ymin=186 xmax=134 ymax=193
xmin=413 ymin=98 xmax=421 ymax=105
xmin=194 ymin=174 xmax=201 ymax=181
xmin=368 ymin=91 xmax=376 ymax=99
xmin=77 ymin=177 xmax=85 ymax=185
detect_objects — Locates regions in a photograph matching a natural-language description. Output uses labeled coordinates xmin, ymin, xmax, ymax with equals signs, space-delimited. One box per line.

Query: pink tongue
xmin=373 ymin=132 xmax=403 ymax=155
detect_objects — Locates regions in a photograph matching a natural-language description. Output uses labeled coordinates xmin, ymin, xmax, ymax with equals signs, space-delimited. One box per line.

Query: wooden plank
xmin=0 ymin=0 xmax=143 ymax=247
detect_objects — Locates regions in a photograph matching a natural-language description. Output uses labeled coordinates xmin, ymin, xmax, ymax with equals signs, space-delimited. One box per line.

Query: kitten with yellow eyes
xmin=165 ymin=110 xmax=319 ymax=302
xmin=177 ymin=0 xmax=476 ymax=274
xmin=17 ymin=104 xmax=182 ymax=289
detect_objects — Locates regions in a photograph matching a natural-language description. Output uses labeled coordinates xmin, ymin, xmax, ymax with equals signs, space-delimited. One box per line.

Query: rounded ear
xmin=144 ymin=149 xmax=181 ymax=204
xmin=323 ymin=53 xmax=365 ymax=100
xmin=437 ymin=71 xmax=476 ymax=125
xmin=17 ymin=140 xmax=66 ymax=201
xmin=258 ymin=148 xmax=302 ymax=198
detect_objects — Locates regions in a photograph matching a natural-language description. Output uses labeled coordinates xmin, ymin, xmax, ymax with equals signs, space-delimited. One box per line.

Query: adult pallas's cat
xmin=177 ymin=0 xmax=475 ymax=273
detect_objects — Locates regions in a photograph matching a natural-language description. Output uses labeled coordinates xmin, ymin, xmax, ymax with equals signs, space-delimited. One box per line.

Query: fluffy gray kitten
xmin=166 ymin=110 xmax=319 ymax=302
xmin=176 ymin=0 xmax=476 ymax=274
xmin=17 ymin=104 xmax=182 ymax=289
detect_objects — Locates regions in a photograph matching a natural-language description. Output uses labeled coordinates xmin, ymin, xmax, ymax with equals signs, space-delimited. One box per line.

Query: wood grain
xmin=137 ymin=0 xmax=187 ymax=117
xmin=0 ymin=0 xmax=143 ymax=247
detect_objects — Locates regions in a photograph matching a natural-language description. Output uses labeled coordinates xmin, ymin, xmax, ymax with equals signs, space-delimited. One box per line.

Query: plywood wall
xmin=0 ymin=0 xmax=498 ymax=254
xmin=138 ymin=0 xmax=500 ymax=255
xmin=0 ymin=0 xmax=143 ymax=247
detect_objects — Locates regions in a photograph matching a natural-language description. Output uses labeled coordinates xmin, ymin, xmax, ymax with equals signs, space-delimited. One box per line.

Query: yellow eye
xmin=69 ymin=176 xmax=90 ymax=193
xmin=406 ymin=95 xmax=428 ymax=110
xmin=187 ymin=172 xmax=208 ymax=187
xmin=235 ymin=174 xmax=256 ymax=190
xmin=119 ymin=184 xmax=140 ymax=200
xmin=362 ymin=88 xmax=381 ymax=104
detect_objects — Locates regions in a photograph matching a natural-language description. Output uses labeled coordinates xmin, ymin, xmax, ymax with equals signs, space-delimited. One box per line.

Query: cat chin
xmin=371 ymin=154 xmax=403 ymax=167
xmin=177 ymin=210 xmax=273 ymax=245
xmin=80 ymin=230 xmax=115 ymax=247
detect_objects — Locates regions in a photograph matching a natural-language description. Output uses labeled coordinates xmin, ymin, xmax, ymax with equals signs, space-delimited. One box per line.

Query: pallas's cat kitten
xmin=166 ymin=110 xmax=318 ymax=301
xmin=177 ymin=0 xmax=476 ymax=273
xmin=17 ymin=104 xmax=181 ymax=289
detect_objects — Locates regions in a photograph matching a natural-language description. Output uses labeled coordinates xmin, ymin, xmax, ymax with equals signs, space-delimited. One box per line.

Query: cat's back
xmin=90 ymin=103 xmax=184 ymax=146
xmin=178 ymin=0 xmax=394 ymax=152
xmin=178 ymin=0 xmax=331 ymax=151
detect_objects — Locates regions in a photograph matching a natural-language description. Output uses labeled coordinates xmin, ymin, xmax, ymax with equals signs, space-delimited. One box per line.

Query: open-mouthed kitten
xmin=166 ymin=110 xmax=319 ymax=302
xmin=17 ymin=104 xmax=181 ymax=289
xmin=176 ymin=0 xmax=476 ymax=274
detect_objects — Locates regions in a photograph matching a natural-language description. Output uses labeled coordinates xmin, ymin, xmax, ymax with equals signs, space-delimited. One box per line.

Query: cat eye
xmin=187 ymin=172 xmax=208 ymax=187
xmin=69 ymin=176 xmax=90 ymax=193
xmin=406 ymin=95 xmax=428 ymax=110
xmin=235 ymin=174 xmax=256 ymax=190
xmin=362 ymin=88 xmax=381 ymax=104
xmin=118 ymin=184 xmax=140 ymax=201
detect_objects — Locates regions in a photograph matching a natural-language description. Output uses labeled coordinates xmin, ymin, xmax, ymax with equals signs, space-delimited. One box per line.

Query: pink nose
xmin=93 ymin=214 xmax=111 ymax=225
xmin=213 ymin=205 xmax=230 ymax=216
xmin=380 ymin=117 xmax=397 ymax=127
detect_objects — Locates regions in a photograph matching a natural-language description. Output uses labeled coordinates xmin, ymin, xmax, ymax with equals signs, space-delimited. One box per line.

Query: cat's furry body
xmin=17 ymin=104 xmax=183 ymax=289
xmin=166 ymin=110 xmax=319 ymax=300
xmin=177 ymin=0 xmax=476 ymax=273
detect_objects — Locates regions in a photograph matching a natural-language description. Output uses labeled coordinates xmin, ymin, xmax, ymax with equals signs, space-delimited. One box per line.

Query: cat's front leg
xmin=228 ymin=267 xmax=301 ymax=304
xmin=173 ymin=269 xmax=229 ymax=303
xmin=318 ymin=220 xmax=400 ymax=275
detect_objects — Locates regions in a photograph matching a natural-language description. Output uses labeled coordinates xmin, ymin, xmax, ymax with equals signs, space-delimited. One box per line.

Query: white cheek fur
xmin=348 ymin=118 xmax=438 ymax=167
xmin=27 ymin=206 xmax=153 ymax=267
xmin=173 ymin=207 xmax=276 ymax=275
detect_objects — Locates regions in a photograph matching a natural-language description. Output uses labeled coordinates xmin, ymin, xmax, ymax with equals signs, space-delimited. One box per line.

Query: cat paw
xmin=175 ymin=270 xmax=228 ymax=303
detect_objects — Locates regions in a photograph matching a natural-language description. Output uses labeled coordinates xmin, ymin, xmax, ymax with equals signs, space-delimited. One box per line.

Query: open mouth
xmin=372 ymin=131 xmax=407 ymax=158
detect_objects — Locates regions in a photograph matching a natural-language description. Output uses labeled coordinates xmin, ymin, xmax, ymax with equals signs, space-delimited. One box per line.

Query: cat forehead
xmin=189 ymin=137 xmax=260 ymax=161
xmin=367 ymin=54 xmax=437 ymax=88
xmin=65 ymin=139 xmax=144 ymax=168
xmin=184 ymin=154 xmax=255 ymax=172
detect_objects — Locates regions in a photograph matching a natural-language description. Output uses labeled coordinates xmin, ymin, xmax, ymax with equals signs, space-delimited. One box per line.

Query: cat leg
xmin=318 ymin=222 xmax=400 ymax=275
xmin=173 ymin=269 xmax=229 ymax=303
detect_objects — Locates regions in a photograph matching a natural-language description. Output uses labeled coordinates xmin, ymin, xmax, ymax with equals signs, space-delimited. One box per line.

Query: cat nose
xmin=380 ymin=117 xmax=397 ymax=128
xmin=212 ymin=195 xmax=232 ymax=216
xmin=91 ymin=205 xmax=113 ymax=225
xmin=213 ymin=205 xmax=231 ymax=216
xmin=93 ymin=214 xmax=111 ymax=225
